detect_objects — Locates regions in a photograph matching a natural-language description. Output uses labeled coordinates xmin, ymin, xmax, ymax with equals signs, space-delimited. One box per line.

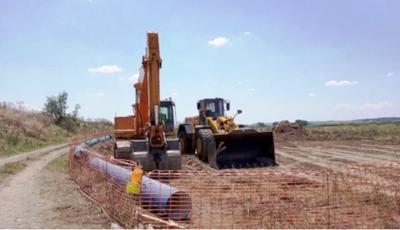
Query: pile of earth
xmin=272 ymin=120 xmax=307 ymax=141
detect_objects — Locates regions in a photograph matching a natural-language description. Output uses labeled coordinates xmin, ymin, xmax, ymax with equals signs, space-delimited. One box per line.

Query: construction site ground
xmin=1 ymin=139 xmax=400 ymax=228
xmin=183 ymin=140 xmax=400 ymax=172
xmin=91 ymin=138 xmax=400 ymax=228
xmin=181 ymin=140 xmax=400 ymax=228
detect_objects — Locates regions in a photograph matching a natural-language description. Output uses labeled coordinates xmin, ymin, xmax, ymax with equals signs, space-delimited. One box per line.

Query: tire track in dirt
xmin=301 ymin=144 xmax=400 ymax=161
xmin=282 ymin=147 xmax=357 ymax=164
xmin=332 ymin=144 xmax=400 ymax=155
xmin=275 ymin=149 xmax=396 ymax=194
xmin=285 ymin=146 xmax=392 ymax=163
xmin=360 ymin=144 xmax=400 ymax=151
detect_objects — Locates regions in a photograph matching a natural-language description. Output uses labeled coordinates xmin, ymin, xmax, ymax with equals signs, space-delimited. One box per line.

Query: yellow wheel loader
xmin=178 ymin=98 xmax=276 ymax=169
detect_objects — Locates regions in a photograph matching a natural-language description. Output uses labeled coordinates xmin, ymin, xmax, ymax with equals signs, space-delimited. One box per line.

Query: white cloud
xmin=243 ymin=32 xmax=251 ymax=35
xmin=96 ymin=93 xmax=105 ymax=97
xmin=172 ymin=92 xmax=180 ymax=96
xmin=117 ymin=72 xmax=139 ymax=82
xmin=88 ymin=65 xmax=123 ymax=74
xmin=236 ymin=81 xmax=243 ymax=85
xmin=208 ymin=37 xmax=229 ymax=47
xmin=325 ymin=80 xmax=358 ymax=87
xmin=387 ymin=72 xmax=394 ymax=77
xmin=129 ymin=73 xmax=139 ymax=82
xmin=308 ymin=92 xmax=316 ymax=97
xmin=248 ymin=87 xmax=256 ymax=91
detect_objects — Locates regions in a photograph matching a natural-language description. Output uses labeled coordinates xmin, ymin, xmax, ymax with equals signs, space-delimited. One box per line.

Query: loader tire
xmin=179 ymin=136 xmax=194 ymax=154
xmin=196 ymin=129 xmax=215 ymax=163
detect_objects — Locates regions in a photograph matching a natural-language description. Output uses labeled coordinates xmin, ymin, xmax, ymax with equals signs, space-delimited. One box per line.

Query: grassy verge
xmin=0 ymin=106 xmax=112 ymax=159
xmin=0 ymin=135 xmax=67 ymax=159
xmin=305 ymin=122 xmax=400 ymax=142
xmin=45 ymin=153 xmax=69 ymax=172
xmin=0 ymin=161 xmax=27 ymax=183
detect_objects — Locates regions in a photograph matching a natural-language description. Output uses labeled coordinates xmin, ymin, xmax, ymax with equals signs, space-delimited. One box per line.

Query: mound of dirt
xmin=272 ymin=120 xmax=306 ymax=141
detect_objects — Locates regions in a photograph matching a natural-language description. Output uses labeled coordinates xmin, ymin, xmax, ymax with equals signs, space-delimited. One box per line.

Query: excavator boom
xmin=114 ymin=32 xmax=181 ymax=171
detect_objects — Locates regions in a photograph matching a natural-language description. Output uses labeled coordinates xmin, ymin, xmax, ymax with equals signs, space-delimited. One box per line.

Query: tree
xmin=44 ymin=91 xmax=68 ymax=124
xmin=255 ymin=122 xmax=267 ymax=127
xmin=295 ymin=119 xmax=309 ymax=126
xmin=72 ymin=104 xmax=81 ymax=119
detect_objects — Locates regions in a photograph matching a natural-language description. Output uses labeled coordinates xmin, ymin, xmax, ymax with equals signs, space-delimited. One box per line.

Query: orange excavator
xmin=113 ymin=32 xmax=181 ymax=171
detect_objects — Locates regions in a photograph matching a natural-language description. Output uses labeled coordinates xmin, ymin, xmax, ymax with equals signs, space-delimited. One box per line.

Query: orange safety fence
xmin=68 ymin=135 xmax=400 ymax=228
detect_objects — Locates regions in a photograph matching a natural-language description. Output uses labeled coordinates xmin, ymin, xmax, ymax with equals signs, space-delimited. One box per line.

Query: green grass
xmin=0 ymin=135 xmax=67 ymax=159
xmin=0 ymin=161 xmax=27 ymax=183
xmin=0 ymin=161 xmax=26 ymax=174
xmin=45 ymin=153 xmax=69 ymax=172
xmin=305 ymin=122 xmax=400 ymax=141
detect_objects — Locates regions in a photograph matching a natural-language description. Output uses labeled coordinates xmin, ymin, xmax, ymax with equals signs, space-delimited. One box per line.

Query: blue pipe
xmin=85 ymin=135 xmax=112 ymax=147
xmin=88 ymin=157 xmax=191 ymax=220
xmin=74 ymin=135 xmax=112 ymax=153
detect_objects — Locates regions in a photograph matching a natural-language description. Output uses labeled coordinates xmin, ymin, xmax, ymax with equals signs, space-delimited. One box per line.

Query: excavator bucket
xmin=131 ymin=138 xmax=182 ymax=171
xmin=208 ymin=129 xmax=276 ymax=169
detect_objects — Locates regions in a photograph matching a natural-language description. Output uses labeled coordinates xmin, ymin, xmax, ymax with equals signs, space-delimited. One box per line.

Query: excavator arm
xmin=114 ymin=32 xmax=181 ymax=171
xmin=135 ymin=32 xmax=165 ymax=148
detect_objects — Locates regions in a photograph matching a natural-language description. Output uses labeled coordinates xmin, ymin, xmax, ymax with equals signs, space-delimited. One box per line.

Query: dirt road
xmin=0 ymin=143 xmax=68 ymax=167
xmin=0 ymin=146 xmax=109 ymax=228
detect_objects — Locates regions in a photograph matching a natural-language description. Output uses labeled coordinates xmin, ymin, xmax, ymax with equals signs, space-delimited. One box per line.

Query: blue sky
xmin=1 ymin=0 xmax=399 ymax=124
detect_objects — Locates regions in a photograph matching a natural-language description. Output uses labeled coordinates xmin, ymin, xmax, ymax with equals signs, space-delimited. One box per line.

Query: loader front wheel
xmin=196 ymin=129 xmax=215 ymax=163
xmin=179 ymin=136 xmax=194 ymax=154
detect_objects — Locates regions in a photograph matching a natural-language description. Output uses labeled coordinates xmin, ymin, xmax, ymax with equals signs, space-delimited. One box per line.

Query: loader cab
xmin=160 ymin=100 xmax=177 ymax=133
xmin=197 ymin=98 xmax=230 ymax=125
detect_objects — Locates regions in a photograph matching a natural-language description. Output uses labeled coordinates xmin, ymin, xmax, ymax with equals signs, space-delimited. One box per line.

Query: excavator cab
xmin=160 ymin=100 xmax=177 ymax=134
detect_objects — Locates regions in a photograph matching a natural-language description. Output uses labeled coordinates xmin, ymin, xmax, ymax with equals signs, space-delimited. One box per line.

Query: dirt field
xmin=182 ymin=140 xmax=400 ymax=171
xmin=176 ymin=140 xmax=400 ymax=228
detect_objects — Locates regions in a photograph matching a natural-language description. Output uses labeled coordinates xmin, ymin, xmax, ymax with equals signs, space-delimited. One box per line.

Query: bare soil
xmin=174 ymin=140 xmax=400 ymax=228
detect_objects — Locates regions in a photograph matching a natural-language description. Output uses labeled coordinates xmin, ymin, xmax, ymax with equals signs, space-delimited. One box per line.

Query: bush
xmin=44 ymin=91 xmax=68 ymax=124
xmin=6 ymin=133 xmax=20 ymax=146
xmin=295 ymin=120 xmax=308 ymax=126
xmin=59 ymin=116 xmax=79 ymax=133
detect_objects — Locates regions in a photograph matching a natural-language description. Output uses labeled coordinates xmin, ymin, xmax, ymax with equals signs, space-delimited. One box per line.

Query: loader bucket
xmin=208 ymin=129 xmax=276 ymax=169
